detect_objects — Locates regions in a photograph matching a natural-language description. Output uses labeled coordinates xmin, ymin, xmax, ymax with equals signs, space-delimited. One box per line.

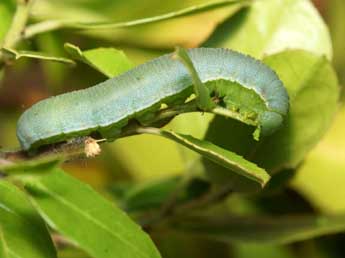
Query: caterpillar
xmin=16 ymin=48 xmax=289 ymax=151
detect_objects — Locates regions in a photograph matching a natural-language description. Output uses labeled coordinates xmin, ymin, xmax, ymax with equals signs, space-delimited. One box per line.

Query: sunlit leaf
xmin=24 ymin=169 xmax=162 ymax=258
xmin=254 ymin=50 xmax=339 ymax=170
xmin=29 ymin=0 xmax=247 ymax=48
xmin=28 ymin=0 xmax=250 ymax=31
xmin=292 ymin=105 xmax=345 ymax=214
xmin=204 ymin=0 xmax=332 ymax=59
xmin=326 ymin=0 xmax=345 ymax=84
xmin=0 ymin=180 xmax=57 ymax=258
xmin=165 ymin=0 xmax=334 ymax=183
xmin=64 ymin=43 xmax=133 ymax=78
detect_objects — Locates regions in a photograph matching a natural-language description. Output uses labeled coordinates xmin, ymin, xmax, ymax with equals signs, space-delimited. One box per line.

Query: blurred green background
xmin=1 ymin=0 xmax=345 ymax=257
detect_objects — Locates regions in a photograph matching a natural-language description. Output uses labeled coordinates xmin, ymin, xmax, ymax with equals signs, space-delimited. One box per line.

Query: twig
xmin=140 ymin=183 xmax=233 ymax=230
xmin=158 ymin=173 xmax=193 ymax=217
xmin=0 ymin=137 xmax=90 ymax=170
xmin=0 ymin=0 xmax=33 ymax=63
xmin=0 ymin=102 xmax=199 ymax=169
xmin=23 ymin=0 xmax=250 ymax=39
xmin=23 ymin=20 xmax=68 ymax=40
xmin=174 ymin=184 xmax=232 ymax=213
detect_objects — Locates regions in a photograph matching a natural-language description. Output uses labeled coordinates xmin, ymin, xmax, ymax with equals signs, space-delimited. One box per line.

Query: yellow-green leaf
xmin=0 ymin=0 xmax=15 ymax=45
xmin=64 ymin=43 xmax=133 ymax=78
xmin=204 ymin=0 xmax=332 ymax=59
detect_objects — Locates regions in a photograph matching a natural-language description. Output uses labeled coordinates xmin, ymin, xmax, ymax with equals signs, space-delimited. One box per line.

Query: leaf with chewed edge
xmin=139 ymin=128 xmax=270 ymax=187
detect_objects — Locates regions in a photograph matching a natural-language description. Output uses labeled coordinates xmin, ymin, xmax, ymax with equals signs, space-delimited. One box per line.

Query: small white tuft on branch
xmin=84 ymin=137 xmax=101 ymax=158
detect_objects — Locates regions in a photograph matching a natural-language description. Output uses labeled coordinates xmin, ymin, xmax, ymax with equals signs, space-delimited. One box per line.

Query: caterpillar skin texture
xmin=17 ymin=48 xmax=289 ymax=150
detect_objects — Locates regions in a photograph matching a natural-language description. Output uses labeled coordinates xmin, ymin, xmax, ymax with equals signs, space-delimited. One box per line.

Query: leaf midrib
xmin=0 ymin=225 xmax=21 ymax=258
xmin=167 ymin=131 xmax=268 ymax=185
xmin=29 ymin=183 xmax=154 ymax=258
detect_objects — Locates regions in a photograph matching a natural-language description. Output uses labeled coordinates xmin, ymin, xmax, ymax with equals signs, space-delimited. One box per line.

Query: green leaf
xmin=0 ymin=155 xmax=62 ymax=174
xmin=234 ymin=243 xmax=295 ymax=258
xmin=253 ymin=50 xmax=339 ymax=171
xmin=122 ymin=176 xmax=210 ymax=212
xmin=0 ymin=180 xmax=57 ymax=258
xmin=30 ymin=0 xmax=245 ymax=49
xmin=140 ymin=128 xmax=270 ymax=187
xmin=0 ymin=0 xmax=15 ymax=45
xmin=64 ymin=43 xmax=133 ymax=78
xmin=24 ymin=169 xmax=161 ymax=258
xmin=57 ymin=248 xmax=91 ymax=258
xmin=1 ymin=47 xmax=76 ymax=65
xmin=204 ymin=50 xmax=339 ymax=177
xmin=122 ymin=176 xmax=181 ymax=212
xmin=326 ymin=0 xmax=345 ymax=84
xmin=169 ymin=132 xmax=269 ymax=187
xmin=204 ymin=0 xmax=332 ymax=59
xmin=173 ymin=47 xmax=213 ymax=111
xmin=291 ymin=105 xmax=345 ymax=214
xmin=27 ymin=0 xmax=250 ymax=32
xmin=164 ymin=0 xmax=333 ymax=186
xmin=172 ymin=214 xmax=345 ymax=244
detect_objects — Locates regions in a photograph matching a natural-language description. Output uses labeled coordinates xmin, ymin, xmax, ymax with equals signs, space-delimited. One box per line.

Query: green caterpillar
xmin=17 ymin=48 xmax=289 ymax=151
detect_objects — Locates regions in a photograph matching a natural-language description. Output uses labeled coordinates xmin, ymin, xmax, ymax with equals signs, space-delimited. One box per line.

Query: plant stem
xmin=0 ymin=0 xmax=33 ymax=63
xmin=158 ymin=173 xmax=193 ymax=217
xmin=173 ymin=184 xmax=232 ymax=213
xmin=23 ymin=20 xmax=67 ymax=40
xmin=23 ymin=0 xmax=249 ymax=39
xmin=140 ymin=183 xmax=233 ymax=230
xmin=0 ymin=102 xmax=198 ymax=169
xmin=0 ymin=137 xmax=90 ymax=172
